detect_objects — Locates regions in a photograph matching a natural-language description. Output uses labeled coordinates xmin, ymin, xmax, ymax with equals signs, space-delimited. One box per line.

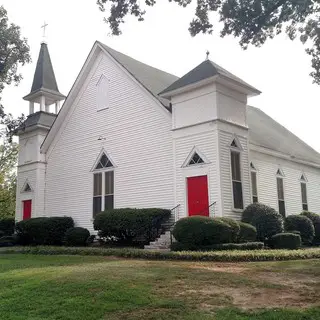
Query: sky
xmin=1 ymin=0 xmax=320 ymax=152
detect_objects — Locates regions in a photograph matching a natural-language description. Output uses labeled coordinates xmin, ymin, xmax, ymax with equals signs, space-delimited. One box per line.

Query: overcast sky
xmin=2 ymin=0 xmax=320 ymax=152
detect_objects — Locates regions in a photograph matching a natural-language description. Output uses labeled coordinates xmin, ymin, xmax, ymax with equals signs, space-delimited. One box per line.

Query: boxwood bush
xmin=271 ymin=233 xmax=302 ymax=249
xmin=65 ymin=227 xmax=90 ymax=246
xmin=238 ymin=222 xmax=257 ymax=243
xmin=242 ymin=203 xmax=284 ymax=241
xmin=300 ymin=211 xmax=320 ymax=245
xmin=172 ymin=216 xmax=232 ymax=246
xmin=171 ymin=241 xmax=264 ymax=251
xmin=15 ymin=217 xmax=74 ymax=245
xmin=0 ymin=235 xmax=17 ymax=247
xmin=94 ymin=208 xmax=171 ymax=245
xmin=215 ymin=217 xmax=240 ymax=242
xmin=285 ymin=215 xmax=315 ymax=245
xmin=0 ymin=218 xmax=15 ymax=236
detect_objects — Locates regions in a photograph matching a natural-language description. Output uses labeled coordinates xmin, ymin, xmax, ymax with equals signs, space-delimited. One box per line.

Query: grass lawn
xmin=0 ymin=254 xmax=319 ymax=320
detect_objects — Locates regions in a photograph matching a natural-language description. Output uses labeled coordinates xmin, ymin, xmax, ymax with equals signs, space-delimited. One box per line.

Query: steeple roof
xmin=159 ymin=59 xmax=260 ymax=96
xmin=23 ymin=42 xmax=65 ymax=101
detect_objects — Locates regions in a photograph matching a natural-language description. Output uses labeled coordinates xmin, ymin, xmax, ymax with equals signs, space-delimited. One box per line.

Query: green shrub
xmin=238 ymin=222 xmax=257 ymax=242
xmin=15 ymin=217 xmax=74 ymax=245
xmin=301 ymin=211 xmax=320 ymax=245
xmin=271 ymin=233 xmax=302 ymax=249
xmin=285 ymin=215 xmax=315 ymax=245
xmin=172 ymin=216 xmax=232 ymax=246
xmin=0 ymin=218 xmax=15 ymax=236
xmin=242 ymin=203 xmax=284 ymax=241
xmin=216 ymin=217 xmax=240 ymax=242
xmin=3 ymin=246 xmax=320 ymax=262
xmin=171 ymin=241 xmax=264 ymax=251
xmin=94 ymin=208 xmax=171 ymax=245
xmin=65 ymin=227 xmax=90 ymax=246
xmin=0 ymin=235 xmax=17 ymax=247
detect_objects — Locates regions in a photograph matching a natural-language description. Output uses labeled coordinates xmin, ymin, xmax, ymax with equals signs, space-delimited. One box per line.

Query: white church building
xmin=15 ymin=41 xmax=320 ymax=232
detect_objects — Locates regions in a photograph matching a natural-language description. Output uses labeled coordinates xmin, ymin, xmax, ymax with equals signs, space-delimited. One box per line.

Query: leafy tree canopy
xmin=0 ymin=5 xmax=30 ymax=141
xmin=97 ymin=0 xmax=320 ymax=84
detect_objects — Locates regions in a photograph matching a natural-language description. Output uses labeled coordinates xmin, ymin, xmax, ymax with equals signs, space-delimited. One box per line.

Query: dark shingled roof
xmin=17 ymin=111 xmax=56 ymax=132
xmin=159 ymin=59 xmax=259 ymax=95
xmin=28 ymin=43 xmax=62 ymax=95
xmin=99 ymin=42 xmax=178 ymax=108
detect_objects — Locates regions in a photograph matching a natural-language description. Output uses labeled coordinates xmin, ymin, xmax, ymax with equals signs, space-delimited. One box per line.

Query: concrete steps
xmin=144 ymin=231 xmax=172 ymax=250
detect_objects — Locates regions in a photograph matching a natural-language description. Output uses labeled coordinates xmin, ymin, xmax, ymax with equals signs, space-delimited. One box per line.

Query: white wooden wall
xmin=250 ymin=150 xmax=320 ymax=215
xmin=44 ymin=51 xmax=174 ymax=231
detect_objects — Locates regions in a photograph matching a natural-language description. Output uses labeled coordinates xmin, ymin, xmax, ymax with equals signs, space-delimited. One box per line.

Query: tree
xmin=96 ymin=0 xmax=320 ymax=84
xmin=0 ymin=139 xmax=18 ymax=218
xmin=0 ymin=5 xmax=30 ymax=141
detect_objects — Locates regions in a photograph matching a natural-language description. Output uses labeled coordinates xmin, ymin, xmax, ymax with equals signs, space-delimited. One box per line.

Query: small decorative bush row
xmin=2 ymin=246 xmax=320 ymax=262
xmin=0 ymin=218 xmax=15 ymax=236
xmin=271 ymin=233 xmax=302 ymax=250
xmin=238 ymin=222 xmax=257 ymax=243
xmin=171 ymin=241 xmax=264 ymax=251
xmin=65 ymin=227 xmax=90 ymax=247
xmin=16 ymin=217 xmax=74 ymax=245
xmin=301 ymin=211 xmax=320 ymax=245
xmin=284 ymin=215 xmax=315 ymax=245
xmin=94 ymin=208 xmax=171 ymax=245
xmin=172 ymin=216 xmax=234 ymax=246
xmin=242 ymin=203 xmax=284 ymax=241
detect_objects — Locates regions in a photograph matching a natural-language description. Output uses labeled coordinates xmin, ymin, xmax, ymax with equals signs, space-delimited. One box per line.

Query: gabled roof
xmin=41 ymin=41 xmax=320 ymax=166
xmin=24 ymin=42 xmax=64 ymax=100
xmin=247 ymin=106 xmax=320 ymax=164
xmin=159 ymin=59 xmax=260 ymax=96
xmin=98 ymin=42 xmax=178 ymax=108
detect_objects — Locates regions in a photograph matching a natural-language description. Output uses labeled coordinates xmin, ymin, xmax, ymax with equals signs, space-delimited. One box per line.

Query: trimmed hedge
xmin=0 ymin=218 xmax=15 ymax=236
xmin=242 ymin=203 xmax=284 ymax=241
xmin=94 ymin=208 xmax=171 ymax=245
xmin=271 ymin=233 xmax=301 ymax=250
xmin=172 ymin=216 xmax=232 ymax=246
xmin=285 ymin=215 xmax=315 ymax=245
xmin=0 ymin=236 xmax=17 ymax=247
xmin=15 ymin=217 xmax=74 ymax=245
xmin=215 ymin=217 xmax=240 ymax=242
xmin=171 ymin=241 xmax=264 ymax=251
xmin=65 ymin=227 xmax=90 ymax=247
xmin=238 ymin=222 xmax=257 ymax=243
xmin=1 ymin=246 xmax=320 ymax=262
xmin=301 ymin=211 xmax=320 ymax=245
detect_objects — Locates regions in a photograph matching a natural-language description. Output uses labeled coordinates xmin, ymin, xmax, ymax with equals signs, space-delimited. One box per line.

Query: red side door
xmin=187 ymin=175 xmax=209 ymax=216
xmin=23 ymin=200 xmax=32 ymax=220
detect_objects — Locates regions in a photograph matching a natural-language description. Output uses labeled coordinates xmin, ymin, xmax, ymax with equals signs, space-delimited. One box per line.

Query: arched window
xmin=300 ymin=173 xmax=308 ymax=211
xmin=276 ymin=169 xmax=285 ymax=217
xmin=250 ymin=162 xmax=258 ymax=203
xmin=92 ymin=151 xmax=115 ymax=217
xmin=230 ymin=137 xmax=243 ymax=209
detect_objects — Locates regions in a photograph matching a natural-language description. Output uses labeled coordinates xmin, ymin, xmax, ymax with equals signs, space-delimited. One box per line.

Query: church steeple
xmin=23 ymin=42 xmax=65 ymax=114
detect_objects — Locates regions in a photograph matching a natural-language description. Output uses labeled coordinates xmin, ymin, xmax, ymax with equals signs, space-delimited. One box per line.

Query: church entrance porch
xmin=187 ymin=175 xmax=209 ymax=216
xmin=22 ymin=200 xmax=32 ymax=220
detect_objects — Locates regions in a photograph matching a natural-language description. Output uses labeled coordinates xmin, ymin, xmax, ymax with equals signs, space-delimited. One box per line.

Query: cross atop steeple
xmin=41 ymin=21 xmax=48 ymax=42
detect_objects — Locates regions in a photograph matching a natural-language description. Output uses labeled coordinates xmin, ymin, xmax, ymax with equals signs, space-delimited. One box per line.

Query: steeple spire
xmin=23 ymin=42 xmax=65 ymax=114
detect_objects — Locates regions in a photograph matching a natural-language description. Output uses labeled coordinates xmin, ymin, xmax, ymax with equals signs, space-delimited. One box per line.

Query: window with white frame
xmin=93 ymin=152 xmax=114 ymax=217
xmin=188 ymin=152 xmax=204 ymax=166
xmin=250 ymin=163 xmax=258 ymax=203
xmin=230 ymin=139 xmax=243 ymax=209
xmin=300 ymin=174 xmax=308 ymax=211
xmin=96 ymin=75 xmax=109 ymax=111
xmin=276 ymin=169 xmax=285 ymax=217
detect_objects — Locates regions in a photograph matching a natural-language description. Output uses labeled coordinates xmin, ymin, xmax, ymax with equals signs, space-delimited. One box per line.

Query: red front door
xmin=187 ymin=175 xmax=209 ymax=216
xmin=23 ymin=200 xmax=32 ymax=220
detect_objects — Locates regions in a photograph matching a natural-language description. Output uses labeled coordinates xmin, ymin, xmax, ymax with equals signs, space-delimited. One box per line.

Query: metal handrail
xmin=194 ymin=201 xmax=217 ymax=217
xmin=170 ymin=204 xmax=181 ymax=223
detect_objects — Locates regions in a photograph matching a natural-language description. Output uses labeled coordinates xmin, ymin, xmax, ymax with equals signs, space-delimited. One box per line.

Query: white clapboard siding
xmin=174 ymin=125 xmax=220 ymax=218
xmin=250 ymin=150 xmax=320 ymax=215
xmin=44 ymin=52 xmax=174 ymax=231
